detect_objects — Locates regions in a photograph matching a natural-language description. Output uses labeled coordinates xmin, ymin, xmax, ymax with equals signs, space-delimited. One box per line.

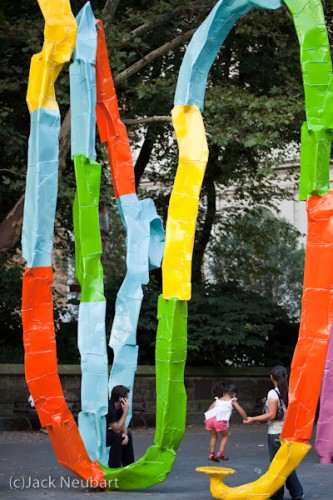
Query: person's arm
xmin=232 ymin=400 xmax=248 ymax=420
xmin=109 ymin=398 xmax=130 ymax=433
xmin=243 ymin=397 xmax=278 ymax=424
xmin=121 ymin=424 xmax=129 ymax=445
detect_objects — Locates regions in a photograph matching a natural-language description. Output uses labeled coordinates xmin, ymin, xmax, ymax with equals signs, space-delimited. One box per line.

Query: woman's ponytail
xmin=271 ymin=365 xmax=289 ymax=407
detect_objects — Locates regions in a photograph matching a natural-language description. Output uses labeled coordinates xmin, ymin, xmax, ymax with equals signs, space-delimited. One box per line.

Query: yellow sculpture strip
xmin=26 ymin=0 xmax=77 ymax=113
xmin=196 ymin=440 xmax=310 ymax=499
xmin=162 ymin=105 xmax=209 ymax=300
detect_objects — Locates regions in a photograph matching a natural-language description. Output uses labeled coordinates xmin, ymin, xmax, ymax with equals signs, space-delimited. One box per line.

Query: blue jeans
xmin=268 ymin=433 xmax=303 ymax=500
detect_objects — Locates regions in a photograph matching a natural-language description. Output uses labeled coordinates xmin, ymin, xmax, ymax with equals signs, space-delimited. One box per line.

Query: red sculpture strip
xmin=95 ymin=20 xmax=135 ymax=199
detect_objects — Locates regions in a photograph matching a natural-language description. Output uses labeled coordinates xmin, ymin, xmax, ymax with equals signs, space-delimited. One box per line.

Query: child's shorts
xmin=205 ymin=417 xmax=228 ymax=432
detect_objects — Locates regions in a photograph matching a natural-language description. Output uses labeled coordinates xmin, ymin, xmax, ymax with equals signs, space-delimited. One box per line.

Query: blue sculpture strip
xmin=70 ymin=2 xmax=108 ymax=464
xmin=70 ymin=1 xmax=97 ymax=160
xmin=78 ymin=302 xmax=108 ymax=465
xmin=22 ymin=108 xmax=60 ymax=268
xmin=174 ymin=0 xmax=282 ymax=111
xmin=107 ymin=194 xmax=165 ymax=425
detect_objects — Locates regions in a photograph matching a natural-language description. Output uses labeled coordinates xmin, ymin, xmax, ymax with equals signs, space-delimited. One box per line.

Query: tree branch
xmin=123 ymin=115 xmax=171 ymax=125
xmin=114 ymin=28 xmax=195 ymax=84
xmin=121 ymin=1 xmax=208 ymax=45
xmin=102 ymin=0 xmax=120 ymax=20
xmin=58 ymin=109 xmax=71 ymax=174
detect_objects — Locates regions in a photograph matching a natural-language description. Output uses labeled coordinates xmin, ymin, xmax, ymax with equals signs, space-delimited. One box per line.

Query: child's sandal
xmin=208 ymin=452 xmax=219 ymax=462
xmin=216 ymin=452 xmax=229 ymax=461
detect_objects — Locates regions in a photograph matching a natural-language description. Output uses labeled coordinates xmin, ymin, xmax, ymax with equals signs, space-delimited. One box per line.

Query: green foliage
xmin=0 ymin=4 xmax=40 ymax=218
xmin=0 ymin=254 xmax=24 ymax=359
xmin=210 ymin=207 xmax=305 ymax=320
xmin=55 ymin=321 xmax=81 ymax=364
xmin=187 ymin=282 xmax=297 ymax=367
xmin=133 ymin=280 xmax=297 ymax=367
xmin=136 ymin=275 xmax=162 ymax=365
xmin=0 ymin=346 xmax=24 ymax=363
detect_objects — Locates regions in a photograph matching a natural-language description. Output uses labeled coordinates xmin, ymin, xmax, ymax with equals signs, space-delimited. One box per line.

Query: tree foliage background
xmin=1 ymin=0 xmax=331 ymax=365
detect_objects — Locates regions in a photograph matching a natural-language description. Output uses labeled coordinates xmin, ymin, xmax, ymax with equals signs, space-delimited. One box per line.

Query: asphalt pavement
xmin=0 ymin=424 xmax=332 ymax=499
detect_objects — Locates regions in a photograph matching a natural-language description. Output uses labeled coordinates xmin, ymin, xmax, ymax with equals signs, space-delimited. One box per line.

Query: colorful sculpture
xmin=22 ymin=0 xmax=184 ymax=490
xmin=181 ymin=0 xmax=333 ymax=497
xmin=95 ymin=20 xmax=164 ymax=431
xmin=95 ymin=16 xmax=186 ymax=487
xmin=21 ymin=0 xmax=333 ymax=496
xmin=70 ymin=3 xmax=108 ymax=466
xmin=21 ymin=0 xmax=104 ymax=485
xmin=315 ymin=326 xmax=333 ymax=463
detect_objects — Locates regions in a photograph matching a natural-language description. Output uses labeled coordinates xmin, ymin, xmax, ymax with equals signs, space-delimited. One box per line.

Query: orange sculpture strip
xmin=196 ymin=192 xmax=333 ymax=497
xmin=22 ymin=266 xmax=104 ymax=482
xmin=95 ymin=20 xmax=135 ymax=199
xmin=282 ymin=191 xmax=333 ymax=443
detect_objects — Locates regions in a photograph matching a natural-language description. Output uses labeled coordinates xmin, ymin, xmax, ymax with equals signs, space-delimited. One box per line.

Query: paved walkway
xmin=0 ymin=424 xmax=332 ymax=498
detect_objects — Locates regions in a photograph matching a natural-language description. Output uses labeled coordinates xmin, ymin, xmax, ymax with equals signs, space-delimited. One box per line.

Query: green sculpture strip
xmin=101 ymin=296 xmax=187 ymax=489
xmin=285 ymin=0 xmax=333 ymax=199
xmin=73 ymin=152 xmax=109 ymax=465
xmin=155 ymin=296 xmax=188 ymax=450
xmin=73 ymin=153 xmax=105 ymax=303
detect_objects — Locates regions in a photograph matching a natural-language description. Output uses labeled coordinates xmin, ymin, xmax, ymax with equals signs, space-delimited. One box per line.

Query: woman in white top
xmin=244 ymin=365 xmax=304 ymax=500
xmin=205 ymin=382 xmax=248 ymax=461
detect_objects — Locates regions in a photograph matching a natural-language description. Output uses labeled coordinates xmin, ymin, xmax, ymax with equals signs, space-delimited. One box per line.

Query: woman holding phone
xmin=106 ymin=385 xmax=135 ymax=468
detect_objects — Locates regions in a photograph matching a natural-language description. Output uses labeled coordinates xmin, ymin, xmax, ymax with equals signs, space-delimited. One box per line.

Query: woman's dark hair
xmin=213 ymin=382 xmax=238 ymax=398
xmin=110 ymin=385 xmax=130 ymax=402
xmin=271 ymin=365 xmax=288 ymax=407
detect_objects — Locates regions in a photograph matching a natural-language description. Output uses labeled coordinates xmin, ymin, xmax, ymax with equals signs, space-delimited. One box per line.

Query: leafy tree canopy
xmin=187 ymin=282 xmax=298 ymax=367
xmin=209 ymin=207 xmax=305 ymax=321
xmin=134 ymin=280 xmax=298 ymax=367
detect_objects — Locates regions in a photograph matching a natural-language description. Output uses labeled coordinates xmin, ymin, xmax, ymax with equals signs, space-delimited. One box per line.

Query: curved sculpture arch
xmin=175 ymin=0 xmax=332 ymax=497
xmin=22 ymin=0 xmax=184 ymax=489
xmin=21 ymin=0 xmax=333 ymax=496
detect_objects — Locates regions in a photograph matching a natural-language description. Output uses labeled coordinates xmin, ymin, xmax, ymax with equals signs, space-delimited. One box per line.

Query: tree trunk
xmin=192 ymin=167 xmax=216 ymax=284
xmin=102 ymin=0 xmax=120 ymax=20
xmin=0 ymin=195 xmax=25 ymax=254
xmin=134 ymin=127 xmax=155 ymax=189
